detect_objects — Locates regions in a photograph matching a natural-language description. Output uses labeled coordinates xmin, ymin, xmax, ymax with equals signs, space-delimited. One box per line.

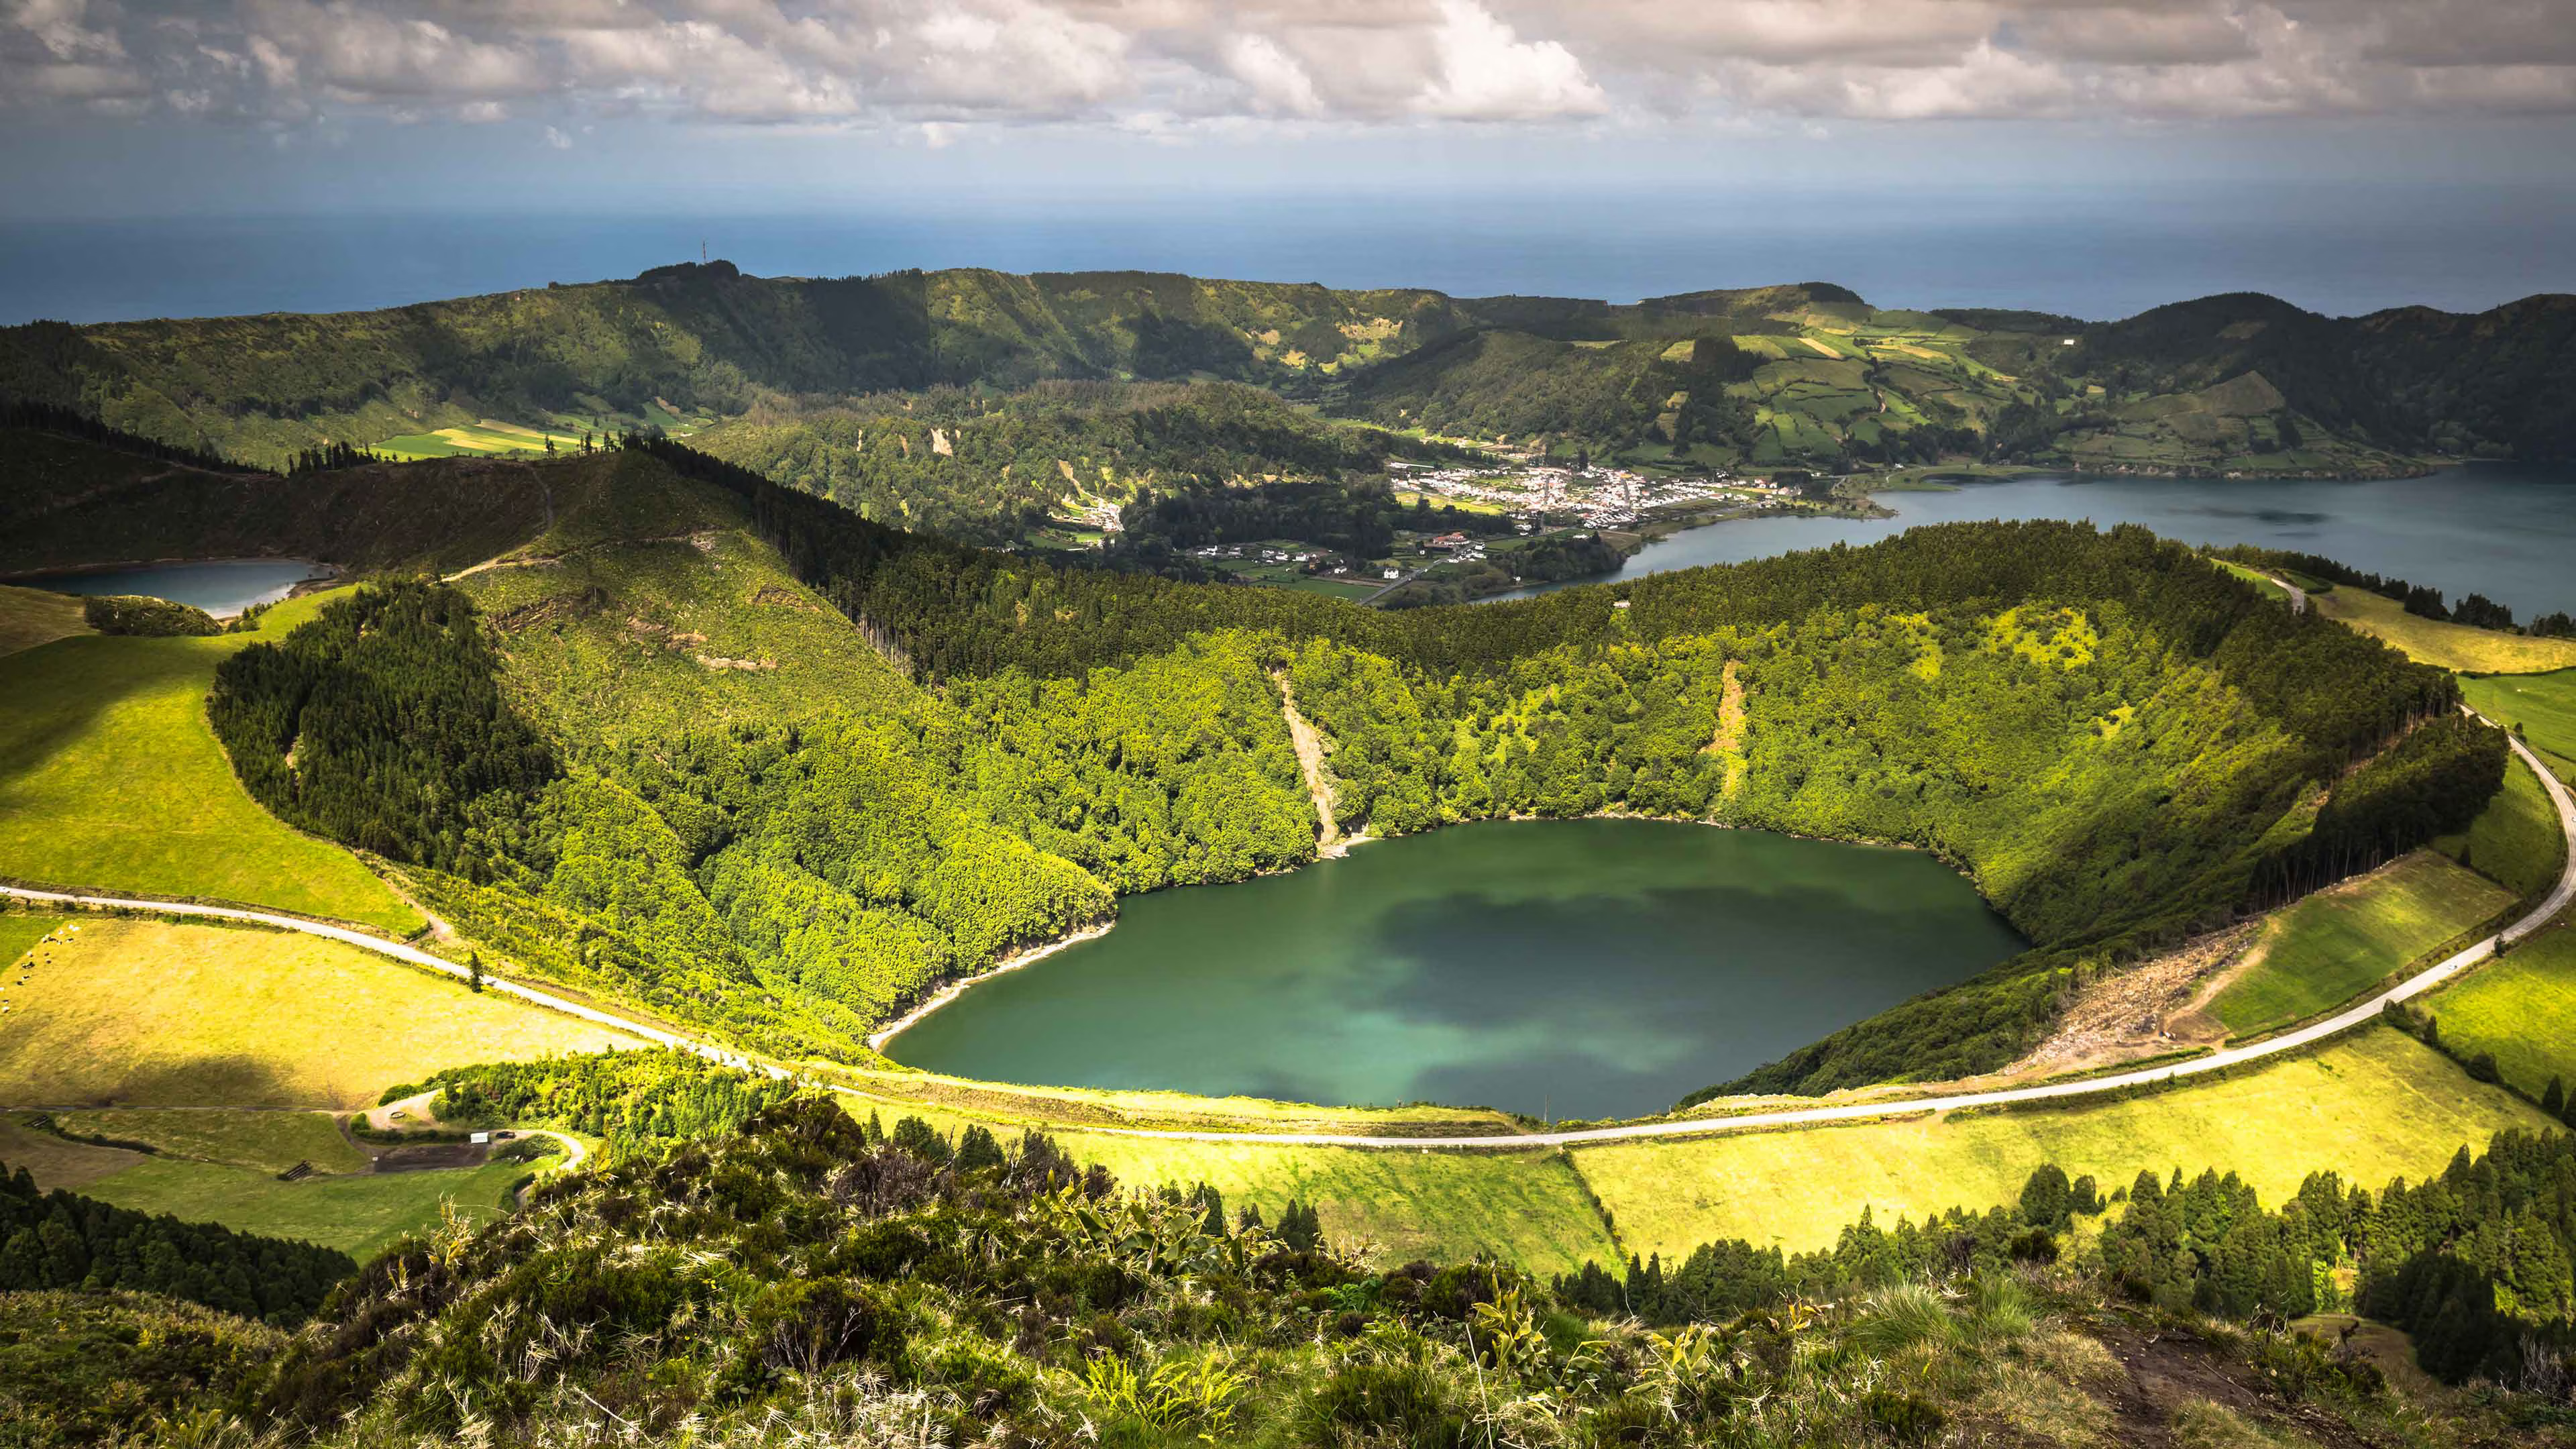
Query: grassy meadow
xmin=76 ymin=1152 xmax=533 ymax=1260
xmin=52 ymin=1108 xmax=372 ymax=1175
xmin=1048 ymin=1136 xmax=1618 ymax=1275
xmin=830 ymin=1086 xmax=1614 ymax=1275
xmin=2200 ymin=851 xmax=2509 ymax=1036
xmin=376 ymin=420 xmax=592 ymax=462
xmin=2425 ymin=922 xmax=2576 ymax=1099
xmin=0 ymin=1112 xmax=139 ymax=1189
xmin=0 ymin=588 xmax=419 ymax=932
xmin=0 ymin=917 xmax=644 ymax=1109
xmin=2312 ymin=588 xmax=2576 ymax=675
xmin=0 ymin=584 xmax=89 ymax=657
xmin=1 ymin=1106 xmax=539 ymax=1260
xmin=1571 ymin=1027 xmax=2547 ymax=1260
xmin=2463 ymin=668 xmax=2576 ymax=774
xmin=2432 ymin=751 xmax=2568 ymax=903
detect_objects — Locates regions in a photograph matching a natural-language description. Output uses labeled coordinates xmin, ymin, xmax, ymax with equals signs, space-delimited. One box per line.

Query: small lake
xmin=1520 ymin=463 xmax=2576 ymax=619
xmin=885 ymin=820 xmax=2025 ymax=1120
xmin=24 ymin=559 xmax=331 ymax=618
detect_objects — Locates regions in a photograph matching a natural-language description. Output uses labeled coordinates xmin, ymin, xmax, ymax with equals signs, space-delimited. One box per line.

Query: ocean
xmin=5 ymin=186 xmax=2572 ymax=325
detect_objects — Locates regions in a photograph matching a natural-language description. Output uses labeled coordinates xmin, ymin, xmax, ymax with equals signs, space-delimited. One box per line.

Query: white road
xmin=5 ymin=720 xmax=2565 ymax=1153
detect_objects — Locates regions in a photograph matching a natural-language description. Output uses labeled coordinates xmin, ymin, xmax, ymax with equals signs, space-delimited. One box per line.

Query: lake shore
xmin=868 ymin=921 xmax=1116 ymax=1053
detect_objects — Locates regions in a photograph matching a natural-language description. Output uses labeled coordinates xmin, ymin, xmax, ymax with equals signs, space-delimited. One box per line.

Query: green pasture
xmin=53 ymin=1108 xmax=372 ymax=1175
xmin=2209 ymin=558 xmax=2292 ymax=605
xmin=1054 ymin=1136 xmax=1617 ymax=1276
xmin=0 ymin=589 xmax=419 ymax=932
xmin=78 ymin=1152 xmax=534 ymax=1260
xmin=2465 ymin=669 xmax=2576 ymax=766
xmin=2432 ymin=751 xmax=2567 ymax=903
xmin=0 ymin=917 xmax=643 ymax=1110
xmin=2426 ymin=922 xmax=2576 ymax=1099
xmin=835 ymin=1089 xmax=1613 ymax=1276
xmin=2202 ymin=851 xmax=2509 ymax=1036
xmin=2315 ymin=590 xmax=2576 ymax=676
xmin=1572 ymin=1027 xmax=2544 ymax=1260
xmin=0 ymin=584 xmax=89 ymax=657
xmin=376 ymin=420 xmax=592 ymax=462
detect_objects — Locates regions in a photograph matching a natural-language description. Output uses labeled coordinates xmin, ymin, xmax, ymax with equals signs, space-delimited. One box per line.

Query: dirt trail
xmin=5 ymin=713 xmax=2565 ymax=1152
xmin=1273 ymin=669 xmax=1344 ymax=855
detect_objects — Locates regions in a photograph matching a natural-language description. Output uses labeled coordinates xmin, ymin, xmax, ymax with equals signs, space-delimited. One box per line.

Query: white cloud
xmin=1413 ymin=0 xmax=1605 ymax=119
xmin=543 ymin=120 xmax=572 ymax=144
xmin=4 ymin=0 xmax=2574 ymax=125
xmin=1220 ymin=31 xmax=1318 ymax=115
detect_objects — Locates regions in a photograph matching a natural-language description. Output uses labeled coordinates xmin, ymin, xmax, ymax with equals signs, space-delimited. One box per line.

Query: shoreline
xmin=872 ymin=810 xmax=2013 ymax=1065
xmin=0 ymin=555 xmax=339 ymax=620
xmin=867 ymin=921 xmax=1116 ymax=1053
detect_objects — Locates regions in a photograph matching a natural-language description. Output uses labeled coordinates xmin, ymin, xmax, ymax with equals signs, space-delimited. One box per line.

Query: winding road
xmin=5 ymin=724 xmax=2568 ymax=1153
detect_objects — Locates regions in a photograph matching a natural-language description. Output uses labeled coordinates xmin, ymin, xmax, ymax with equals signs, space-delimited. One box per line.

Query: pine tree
xmin=2544 ymin=1077 xmax=2565 ymax=1118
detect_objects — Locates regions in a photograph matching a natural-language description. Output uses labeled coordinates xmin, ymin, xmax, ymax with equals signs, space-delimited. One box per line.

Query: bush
xmin=81 ymin=593 xmax=219 ymax=636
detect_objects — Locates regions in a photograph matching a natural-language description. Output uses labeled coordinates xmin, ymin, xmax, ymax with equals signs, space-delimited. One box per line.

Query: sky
xmin=5 ymin=1 xmax=2575 ymax=317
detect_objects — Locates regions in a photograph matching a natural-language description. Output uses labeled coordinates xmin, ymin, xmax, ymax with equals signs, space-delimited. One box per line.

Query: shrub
xmin=82 ymin=593 xmax=219 ymax=635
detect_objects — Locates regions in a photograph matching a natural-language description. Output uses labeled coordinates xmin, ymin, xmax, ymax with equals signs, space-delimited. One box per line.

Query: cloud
xmin=3 ymin=0 xmax=2573 ymax=126
xmin=1413 ymin=0 xmax=1605 ymax=119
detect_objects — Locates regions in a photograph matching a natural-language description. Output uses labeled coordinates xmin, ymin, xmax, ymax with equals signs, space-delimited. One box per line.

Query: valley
xmin=6 ymin=269 xmax=2576 ymax=1447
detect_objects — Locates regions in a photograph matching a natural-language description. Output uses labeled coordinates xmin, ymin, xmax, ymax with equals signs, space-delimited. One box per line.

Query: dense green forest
xmin=401 ymin=1051 xmax=802 ymax=1145
xmin=689 ymin=382 xmax=1458 ymax=545
xmin=8 ymin=1088 xmax=2563 ymax=1449
xmin=195 ymin=435 xmax=2495 ymax=1099
xmin=0 ymin=1161 xmax=353 ymax=1325
xmin=210 ymin=582 xmax=559 ymax=875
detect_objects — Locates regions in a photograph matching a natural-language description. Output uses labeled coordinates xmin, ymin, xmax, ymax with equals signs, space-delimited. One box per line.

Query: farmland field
xmin=0 ymin=588 xmax=420 ymax=932
xmin=76 ymin=1152 xmax=535 ymax=1260
xmin=2432 ymin=752 xmax=2567 ymax=903
xmin=52 ymin=1108 xmax=372 ymax=1175
xmin=2463 ymin=669 xmax=2576 ymax=769
xmin=2202 ymin=851 xmax=2510 ymax=1036
xmin=1571 ymin=1027 xmax=2546 ymax=1259
xmin=0 ymin=584 xmax=88 ymax=657
xmin=376 ymin=420 xmax=593 ymax=461
xmin=2425 ymin=922 xmax=2576 ymax=1099
xmin=0 ymin=917 xmax=645 ymax=1109
xmin=2314 ymin=588 xmax=2576 ymax=675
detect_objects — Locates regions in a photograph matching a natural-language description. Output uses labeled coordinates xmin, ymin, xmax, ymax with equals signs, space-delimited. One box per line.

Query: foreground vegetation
xmin=8 ymin=1088 xmax=2573 ymax=1449
xmin=1576 ymin=1026 xmax=2546 ymax=1259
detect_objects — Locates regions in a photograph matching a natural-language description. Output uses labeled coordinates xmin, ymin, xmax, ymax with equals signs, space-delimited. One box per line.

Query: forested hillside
xmin=687 ymin=380 xmax=1454 ymax=545
xmin=175 ymin=433 xmax=2498 ymax=1098
xmin=0 ymin=265 xmax=1467 ymax=468
xmin=5 ymin=264 xmax=2571 ymax=509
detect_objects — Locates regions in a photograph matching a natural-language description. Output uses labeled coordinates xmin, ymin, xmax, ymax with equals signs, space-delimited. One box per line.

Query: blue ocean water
xmin=4 ymin=186 xmax=2571 ymax=325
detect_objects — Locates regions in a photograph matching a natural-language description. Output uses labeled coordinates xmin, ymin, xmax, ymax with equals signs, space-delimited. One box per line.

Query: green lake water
xmin=885 ymin=820 xmax=2025 ymax=1120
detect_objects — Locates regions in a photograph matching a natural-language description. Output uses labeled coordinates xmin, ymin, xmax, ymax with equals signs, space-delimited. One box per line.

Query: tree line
xmin=0 ymin=1161 xmax=353 ymax=1326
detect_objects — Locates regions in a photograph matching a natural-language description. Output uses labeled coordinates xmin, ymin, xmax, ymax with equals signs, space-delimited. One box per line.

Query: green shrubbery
xmin=13 ymin=1091 xmax=2523 ymax=1449
xmin=78 ymin=593 xmax=218 ymax=637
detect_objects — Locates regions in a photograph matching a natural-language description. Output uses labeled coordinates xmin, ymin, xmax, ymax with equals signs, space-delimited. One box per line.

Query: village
xmin=1147 ymin=460 xmax=1833 ymax=604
